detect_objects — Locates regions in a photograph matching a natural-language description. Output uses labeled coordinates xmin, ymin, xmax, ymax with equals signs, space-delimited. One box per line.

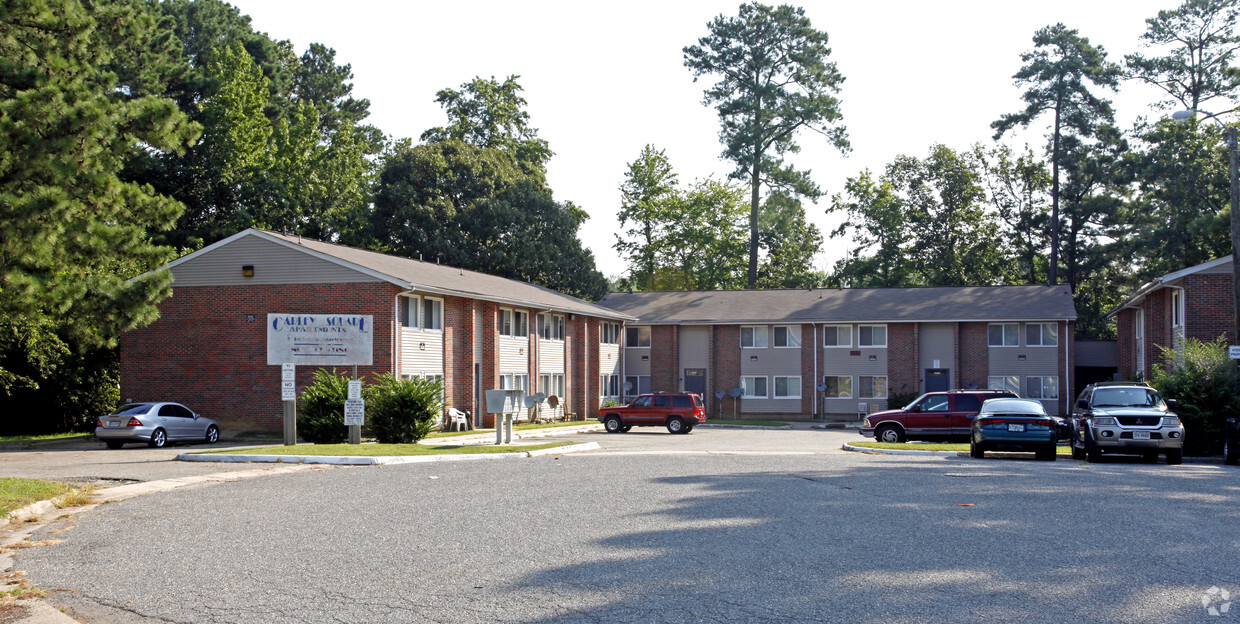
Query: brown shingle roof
xmin=599 ymin=285 xmax=1077 ymax=324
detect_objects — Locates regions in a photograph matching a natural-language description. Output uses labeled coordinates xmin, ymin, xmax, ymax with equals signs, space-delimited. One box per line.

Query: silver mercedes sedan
xmin=95 ymin=402 xmax=221 ymax=449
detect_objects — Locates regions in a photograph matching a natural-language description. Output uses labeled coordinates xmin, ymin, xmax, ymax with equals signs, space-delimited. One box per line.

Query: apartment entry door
xmin=684 ymin=369 xmax=707 ymax=407
xmin=925 ymin=368 xmax=950 ymax=393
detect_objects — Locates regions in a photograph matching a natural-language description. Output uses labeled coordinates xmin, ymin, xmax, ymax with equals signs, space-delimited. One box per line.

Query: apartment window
xmin=400 ymin=296 xmax=418 ymax=328
xmin=500 ymin=309 xmax=528 ymax=338
xmin=421 ymin=298 xmax=443 ymax=331
xmin=499 ymin=373 xmax=528 ymax=405
xmin=1027 ymin=376 xmax=1059 ymax=400
xmin=539 ymin=373 xmax=565 ymax=399
xmin=624 ymin=375 xmax=650 ymax=399
xmin=626 ymin=326 xmax=651 ymax=347
xmin=858 ymin=325 xmax=887 ymax=347
xmin=741 ymin=376 xmax=768 ymax=398
xmin=600 ymin=374 xmax=620 ymax=398
xmin=859 ymin=376 xmax=888 ymax=399
xmin=1026 ymin=323 xmax=1058 ymax=347
xmin=988 ymin=375 xmax=1019 ymax=394
xmin=400 ymin=296 xmax=441 ymax=330
xmin=823 ymin=325 xmax=851 ymax=347
xmin=773 ymin=326 xmax=801 ymax=348
xmin=601 ymin=322 xmax=621 ymax=344
xmin=774 ymin=376 xmax=801 ymax=399
xmin=823 ymin=376 xmax=852 ymax=399
xmin=1171 ymin=289 xmax=1183 ymax=328
xmin=538 ymin=313 xmax=564 ymax=340
xmin=988 ymin=323 xmax=1019 ymax=347
xmin=740 ymin=326 xmax=769 ymax=348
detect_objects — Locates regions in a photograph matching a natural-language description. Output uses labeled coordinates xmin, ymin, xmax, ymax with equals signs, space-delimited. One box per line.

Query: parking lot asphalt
xmin=5 ymin=427 xmax=1240 ymax=623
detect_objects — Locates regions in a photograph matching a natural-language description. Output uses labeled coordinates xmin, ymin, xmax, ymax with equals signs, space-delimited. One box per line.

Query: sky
xmin=231 ymin=0 xmax=1181 ymax=279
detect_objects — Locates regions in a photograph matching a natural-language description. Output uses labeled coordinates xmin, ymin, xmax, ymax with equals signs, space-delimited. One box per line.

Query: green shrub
xmin=887 ymin=385 xmax=919 ymax=411
xmin=297 ymin=369 xmax=351 ymax=444
xmin=601 ymin=399 xmax=620 ymax=408
xmin=367 ymin=374 xmax=442 ymax=444
xmin=1150 ymin=337 xmax=1240 ymax=456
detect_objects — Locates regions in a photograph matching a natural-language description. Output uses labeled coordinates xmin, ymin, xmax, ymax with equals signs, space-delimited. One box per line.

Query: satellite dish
xmin=523 ymin=396 xmax=538 ymax=408
xmin=533 ymin=392 xmax=547 ymax=402
xmin=714 ymin=389 xmax=726 ymax=399
xmin=623 ymin=381 xmax=633 ymax=391
xmin=728 ymin=387 xmax=744 ymax=398
xmin=816 ymin=381 xmax=828 ymax=392
xmin=548 ymin=395 xmax=559 ymax=408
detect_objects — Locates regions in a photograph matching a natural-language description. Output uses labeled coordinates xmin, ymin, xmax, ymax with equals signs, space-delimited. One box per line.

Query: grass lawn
xmin=426 ymin=420 xmax=596 ymax=439
xmin=199 ymin=440 xmax=577 ymax=456
xmin=0 ymin=432 xmax=93 ymax=446
xmin=705 ymin=420 xmax=790 ymax=427
xmin=853 ymin=441 xmax=1072 ymax=453
xmin=0 ymin=478 xmax=75 ymax=516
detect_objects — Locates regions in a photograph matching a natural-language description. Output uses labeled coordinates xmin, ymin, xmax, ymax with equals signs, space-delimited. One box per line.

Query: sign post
xmin=346 ymin=375 xmax=363 ymax=444
xmin=281 ymin=363 xmax=296 ymax=445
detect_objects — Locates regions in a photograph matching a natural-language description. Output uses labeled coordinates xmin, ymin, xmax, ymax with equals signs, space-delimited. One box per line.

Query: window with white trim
xmin=858 ymin=324 xmax=887 ymax=347
xmin=537 ymin=313 xmax=564 ymax=341
xmin=774 ymin=376 xmax=801 ymax=399
xmin=624 ymin=375 xmax=650 ymax=399
xmin=500 ymin=309 xmax=528 ymax=338
xmin=400 ymin=296 xmax=418 ymax=328
xmin=1171 ymin=289 xmax=1183 ymax=328
xmin=741 ymin=376 xmax=768 ymax=398
xmin=822 ymin=376 xmax=852 ymax=398
xmin=400 ymin=295 xmax=441 ymax=330
xmin=988 ymin=323 xmax=1019 ymax=347
xmin=988 ymin=375 xmax=1019 ymax=394
xmin=600 ymin=374 xmax=620 ymax=398
xmin=625 ymin=326 xmax=651 ymax=347
xmin=740 ymin=326 xmax=769 ymax=348
xmin=499 ymin=373 xmax=528 ymax=405
xmin=823 ymin=325 xmax=851 ymax=347
xmin=859 ymin=376 xmax=888 ymax=399
xmin=539 ymin=373 xmax=565 ymax=399
xmin=601 ymin=322 xmax=621 ymax=344
xmin=773 ymin=326 xmax=801 ymax=348
xmin=1027 ymin=376 xmax=1059 ymax=400
xmin=1026 ymin=323 xmax=1058 ymax=347
xmin=421 ymin=298 xmax=443 ymax=331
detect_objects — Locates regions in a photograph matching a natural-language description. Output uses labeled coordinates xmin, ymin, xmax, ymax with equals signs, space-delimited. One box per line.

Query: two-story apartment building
xmin=120 ymin=229 xmax=634 ymax=432
xmin=599 ymin=286 xmax=1077 ymax=417
xmin=1110 ymin=257 xmax=1236 ymax=379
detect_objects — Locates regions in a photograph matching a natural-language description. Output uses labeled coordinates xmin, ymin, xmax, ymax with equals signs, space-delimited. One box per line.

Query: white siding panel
xmin=539 ymin=339 xmax=565 ymax=374
xmin=600 ymin=344 xmax=620 ymax=376
xmin=499 ymin=336 xmax=528 ymax=373
xmin=400 ymin=330 xmax=443 ymax=376
xmin=743 ymin=398 xmax=803 ymax=414
xmin=173 ymin=236 xmax=381 ymax=286
xmin=679 ymin=327 xmax=709 ymax=368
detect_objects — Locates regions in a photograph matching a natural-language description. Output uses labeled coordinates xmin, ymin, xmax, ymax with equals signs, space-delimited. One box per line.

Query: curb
xmin=176 ymin=441 xmax=601 ymax=465
xmin=842 ymin=442 xmax=964 ymax=457
xmin=698 ymin=424 xmax=792 ymax=430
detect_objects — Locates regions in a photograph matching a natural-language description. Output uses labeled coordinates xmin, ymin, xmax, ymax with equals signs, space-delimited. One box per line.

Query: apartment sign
xmin=267 ymin=314 xmax=373 ymax=366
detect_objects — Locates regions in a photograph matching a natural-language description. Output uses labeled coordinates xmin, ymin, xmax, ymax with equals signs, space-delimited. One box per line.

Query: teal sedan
xmin=970 ymin=398 xmax=1058 ymax=461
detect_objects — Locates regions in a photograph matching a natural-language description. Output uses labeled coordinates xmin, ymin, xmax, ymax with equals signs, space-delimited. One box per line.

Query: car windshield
xmin=110 ymin=404 xmax=152 ymax=415
xmin=1091 ymin=388 xmax=1165 ymax=409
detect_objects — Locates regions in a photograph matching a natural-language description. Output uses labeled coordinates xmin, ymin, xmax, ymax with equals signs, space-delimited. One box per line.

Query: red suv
xmin=860 ymin=390 xmax=1018 ymax=442
xmin=600 ymin=393 xmax=706 ymax=434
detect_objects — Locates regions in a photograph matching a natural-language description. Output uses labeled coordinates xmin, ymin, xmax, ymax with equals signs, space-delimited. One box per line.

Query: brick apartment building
xmin=599 ymin=286 xmax=1077 ymax=418
xmin=1111 ymin=257 xmax=1236 ymax=379
xmin=120 ymin=229 xmax=634 ymax=432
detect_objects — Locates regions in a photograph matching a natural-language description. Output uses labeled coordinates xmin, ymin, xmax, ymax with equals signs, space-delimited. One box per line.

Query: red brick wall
xmin=1185 ymin=273 xmax=1235 ymax=344
xmin=887 ymin=323 xmax=918 ymax=399
xmin=712 ymin=325 xmax=741 ymax=416
xmin=1116 ymin=309 xmax=1135 ymax=379
xmin=1147 ymin=289 xmax=1171 ymax=371
xmin=1058 ymin=321 xmax=1073 ymax=415
xmin=585 ymin=318 xmax=600 ymax=419
xmin=959 ymin=322 xmax=989 ymax=390
xmin=651 ymin=325 xmax=679 ymax=392
xmin=444 ymin=296 xmax=475 ymax=416
xmin=119 ymin=283 xmax=400 ymax=433
xmin=801 ymin=324 xmax=816 ymax=415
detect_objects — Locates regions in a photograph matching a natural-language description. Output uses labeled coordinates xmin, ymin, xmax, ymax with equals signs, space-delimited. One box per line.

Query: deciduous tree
xmin=615 ymin=145 xmax=679 ymax=291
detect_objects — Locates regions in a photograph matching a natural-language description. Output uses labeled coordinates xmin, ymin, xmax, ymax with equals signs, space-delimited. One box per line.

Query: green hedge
xmin=367 ymin=374 xmax=442 ymax=444
xmin=297 ymin=369 xmax=351 ymax=444
xmin=1150 ymin=337 xmax=1239 ymax=456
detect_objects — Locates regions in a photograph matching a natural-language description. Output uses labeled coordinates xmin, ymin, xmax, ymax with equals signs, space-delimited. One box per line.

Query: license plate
xmin=1133 ymin=431 xmax=1151 ymax=440
xmin=107 ymin=421 xmax=119 ymax=428
xmin=1007 ymin=423 xmax=1025 ymax=432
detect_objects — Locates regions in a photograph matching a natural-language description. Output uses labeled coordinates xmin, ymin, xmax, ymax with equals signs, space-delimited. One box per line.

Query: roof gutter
xmin=403 ymin=283 xmax=637 ymax=322
xmin=1104 ymin=279 xmax=1161 ymax=321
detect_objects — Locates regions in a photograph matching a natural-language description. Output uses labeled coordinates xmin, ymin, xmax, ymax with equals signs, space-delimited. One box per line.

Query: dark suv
xmin=599 ymin=393 xmax=706 ymax=434
xmin=860 ymin=389 xmax=1018 ymax=442
xmin=1070 ymin=381 xmax=1184 ymax=464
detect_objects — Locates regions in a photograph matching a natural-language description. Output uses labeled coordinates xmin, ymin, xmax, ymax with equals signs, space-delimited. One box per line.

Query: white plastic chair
xmin=447 ymin=408 xmax=470 ymax=431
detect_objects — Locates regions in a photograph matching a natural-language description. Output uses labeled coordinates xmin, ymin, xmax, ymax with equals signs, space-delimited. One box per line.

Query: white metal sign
xmin=282 ymin=363 xmax=296 ymax=381
xmin=347 ymin=380 xmax=362 ymax=400
xmin=344 ymin=399 xmax=365 ymax=426
xmin=281 ymin=380 xmax=296 ymax=401
xmin=267 ymin=314 xmax=374 ymax=365
xmin=1230 ymin=346 xmax=1240 ymax=359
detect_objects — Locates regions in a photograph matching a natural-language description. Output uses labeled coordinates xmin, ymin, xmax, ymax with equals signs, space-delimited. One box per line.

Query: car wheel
xmin=1036 ymin=445 xmax=1057 ymax=461
xmin=1165 ymin=448 xmax=1183 ymax=465
xmin=1226 ymin=436 xmax=1239 ymax=466
xmin=604 ymin=416 xmax=623 ymax=433
xmin=1141 ymin=450 xmax=1159 ymax=463
xmin=148 ymin=428 xmax=167 ymax=448
xmin=619 ymin=426 xmax=631 ymax=432
xmin=970 ymin=438 xmax=985 ymax=459
xmin=1071 ymin=441 xmax=1085 ymax=460
xmin=875 ymin=424 xmax=905 ymax=444
xmin=666 ymin=417 xmax=685 ymax=434
xmin=1084 ymin=430 xmax=1102 ymax=463
xmin=205 ymin=425 xmax=220 ymax=444
xmin=683 ymin=424 xmax=694 ymax=434
xmin=105 ymin=441 xmax=124 ymax=450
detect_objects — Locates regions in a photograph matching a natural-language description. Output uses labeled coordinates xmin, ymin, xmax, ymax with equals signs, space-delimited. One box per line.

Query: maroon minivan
xmin=599 ymin=393 xmax=706 ymax=434
xmin=859 ymin=390 xmax=1017 ymax=443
